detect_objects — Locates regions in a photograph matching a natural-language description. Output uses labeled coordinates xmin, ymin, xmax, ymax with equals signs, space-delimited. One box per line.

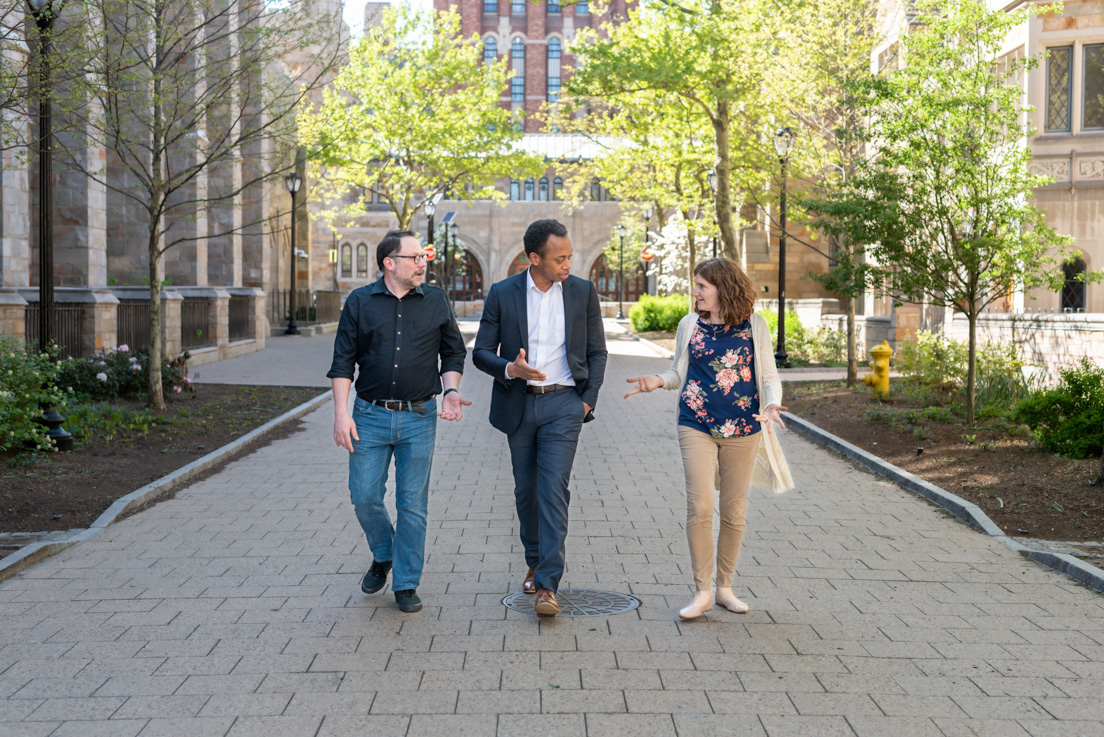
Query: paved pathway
xmin=2 ymin=326 xmax=1104 ymax=736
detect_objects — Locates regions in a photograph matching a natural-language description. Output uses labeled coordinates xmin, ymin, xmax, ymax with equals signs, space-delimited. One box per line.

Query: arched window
xmin=511 ymin=38 xmax=525 ymax=103
xmin=549 ymin=0 xmax=561 ymax=13
xmin=483 ymin=37 xmax=497 ymax=65
xmin=1061 ymin=257 xmax=1087 ymax=312
xmin=510 ymin=179 xmax=520 ymax=200
xmin=577 ymin=0 xmax=589 ymax=14
xmin=553 ymin=177 xmax=564 ymax=201
xmin=484 ymin=0 xmax=497 ymax=12
xmin=589 ymin=254 xmax=647 ymax=303
xmin=509 ymin=252 xmax=530 ymax=277
xmin=547 ymin=38 xmax=561 ymax=103
xmin=524 ymin=178 xmax=535 ymax=201
xmin=590 ymin=181 xmax=602 ymax=201
xmin=356 ymin=244 xmax=368 ymax=278
xmin=452 ymin=250 xmax=485 ymax=301
xmin=538 ymin=177 xmax=549 ymax=201
xmin=340 ymin=243 xmax=352 ymax=278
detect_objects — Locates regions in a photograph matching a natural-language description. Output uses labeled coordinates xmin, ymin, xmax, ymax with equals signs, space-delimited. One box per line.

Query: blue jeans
xmin=348 ymin=396 xmax=437 ymax=592
xmin=507 ymin=389 xmax=585 ymax=593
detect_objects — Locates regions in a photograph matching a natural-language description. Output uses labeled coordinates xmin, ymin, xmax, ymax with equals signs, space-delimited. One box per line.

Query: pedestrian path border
xmin=783 ymin=411 xmax=1104 ymax=595
xmin=0 ymin=389 xmax=333 ymax=584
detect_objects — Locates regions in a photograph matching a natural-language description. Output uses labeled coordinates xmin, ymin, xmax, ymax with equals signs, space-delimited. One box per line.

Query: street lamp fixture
xmin=774 ymin=127 xmax=795 ymax=368
xmin=615 ymin=223 xmax=627 ymax=320
xmin=28 ymin=0 xmax=71 ymax=450
xmin=641 ymin=206 xmax=654 ymax=295
xmin=284 ymin=171 xmax=302 ymax=336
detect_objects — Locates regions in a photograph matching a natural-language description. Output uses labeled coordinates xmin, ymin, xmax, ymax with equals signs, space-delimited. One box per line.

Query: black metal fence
xmin=229 ymin=296 xmax=252 ymax=341
xmin=117 ymin=299 xmax=151 ymax=350
xmin=181 ymin=298 xmax=213 ymax=350
xmin=269 ymin=289 xmax=341 ymax=326
xmin=24 ymin=303 xmax=86 ymax=359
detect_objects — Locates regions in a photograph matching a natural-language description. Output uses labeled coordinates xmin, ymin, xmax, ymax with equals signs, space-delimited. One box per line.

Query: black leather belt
xmin=358 ymin=394 xmax=435 ymax=412
xmin=526 ymin=383 xmax=573 ymax=395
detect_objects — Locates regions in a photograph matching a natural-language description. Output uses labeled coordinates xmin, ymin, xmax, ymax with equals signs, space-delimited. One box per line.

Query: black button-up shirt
xmin=327 ymin=278 xmax=466 ymax=400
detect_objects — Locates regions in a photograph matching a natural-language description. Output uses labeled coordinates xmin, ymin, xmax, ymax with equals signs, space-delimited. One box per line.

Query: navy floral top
xmin=678 ymin=318 xmax=761 ymax=438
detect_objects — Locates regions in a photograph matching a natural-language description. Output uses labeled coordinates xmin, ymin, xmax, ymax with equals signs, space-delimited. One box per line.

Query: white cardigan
xmin=657 ymin=312 xmax=794 ymax=494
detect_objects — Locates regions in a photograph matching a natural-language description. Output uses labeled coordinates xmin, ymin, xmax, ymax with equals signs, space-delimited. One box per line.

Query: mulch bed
xmin=1 ymin=385 xmax=325 ymax=534
xmin=785 ymin=381 xmax=1102 ymax=545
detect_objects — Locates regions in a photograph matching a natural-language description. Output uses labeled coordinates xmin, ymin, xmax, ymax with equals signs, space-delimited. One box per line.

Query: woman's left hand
xmin=753 ymin=403 xmax=788 ymax=434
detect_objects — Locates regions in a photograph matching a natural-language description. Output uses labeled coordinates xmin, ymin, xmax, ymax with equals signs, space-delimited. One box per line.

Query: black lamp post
xmin=285 ymin=171 xmax=302 ymax=335
xmin=774 ymin=127 xmax=796 ymax=368
xmin=707 ymin=169 xmax=718 ymax=258
xmin=29 ymin=0 xmax=71 ymax=451
xmin=641 ymin=205 xmax=654 ymax=293
xmin=425 ymin=198 xmax=436 ymax=286
xmin=615 ymin=223 xmax=627 ymax=320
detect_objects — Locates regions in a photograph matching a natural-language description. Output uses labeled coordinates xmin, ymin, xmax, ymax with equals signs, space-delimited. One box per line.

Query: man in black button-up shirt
xmin=327 ymin=230 xmax=469 ymax=613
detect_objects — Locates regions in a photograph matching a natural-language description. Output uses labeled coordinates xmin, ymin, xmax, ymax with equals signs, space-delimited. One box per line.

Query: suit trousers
xmin=677 ymin=426 xmax=759 ymax=592
xmin=507 ymin=388 xmax=586 ymax=593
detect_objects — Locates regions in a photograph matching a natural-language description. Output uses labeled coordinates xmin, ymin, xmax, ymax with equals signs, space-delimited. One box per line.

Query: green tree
xmin=300 ymin=5 xmax=542 ymax=232
xmin=568 ymin=0 xmax=781 ymax=264
xmin=816 ymin=0 xmax=1095 ymax=423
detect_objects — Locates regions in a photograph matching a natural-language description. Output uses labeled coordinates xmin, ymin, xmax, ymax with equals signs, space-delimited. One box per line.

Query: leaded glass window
xmin=549 ymin=0 xmax=561 ymax=12
xmin=577 ymin=0 xmax=589 ymax=14
xmin=539 ymin=177 xmax=549 ymax=201
xmin=483 ymin=37 xmax=497 ymax=66
xmin=1046 ymin=46 xmax=1072 ymax=132
xmin=547 ymin=38 xmax=561 ymax=103
xmin=553 ymin=177 xmax=563 ymax=200
xmin=512 ymin=0 xmax=525 ymax=14
xmin=341 ymin=243 xmax=352 ymax=278
xmin=1061 ymin=257 xmax=1086 ymax=312
xmin=356 ymin=244 xmax=368 ymax=278
xmin=510 ymin=180 xmax=520 ymax=200
xmin=484 ymin=0 xmax=497 ymax=12
xmin=524 ymin=178 xmax=535 ymax=201
xmin=511 ymin=38 xmax=525 ymax=103
xmin=1084 ymin=44 xmax=1104 ymax=130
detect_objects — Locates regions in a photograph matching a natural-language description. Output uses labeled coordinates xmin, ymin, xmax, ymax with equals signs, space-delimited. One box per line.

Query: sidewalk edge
xmin=783 ymin=411 xmax=1104 ymax=594
xmin=0 ymin=389 xmax=333 ymax=584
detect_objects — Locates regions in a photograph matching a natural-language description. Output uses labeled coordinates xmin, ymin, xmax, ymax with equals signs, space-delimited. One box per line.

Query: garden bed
xmin=785 ymin=381 xmax=1102 ymax=545
xmin=0 ymin=385 xmax=325 ymax=534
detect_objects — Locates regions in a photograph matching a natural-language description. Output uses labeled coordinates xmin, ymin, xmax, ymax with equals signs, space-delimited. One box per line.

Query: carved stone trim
xmin=1030 ymin=159 xmax=1070 ymax=180
xmin=1078 ymin=158 xmax=1104 ymax=179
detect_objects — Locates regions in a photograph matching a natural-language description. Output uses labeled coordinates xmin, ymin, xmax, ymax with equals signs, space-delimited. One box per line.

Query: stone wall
xmin=945 ymin=312 xmax=1104 ymax=381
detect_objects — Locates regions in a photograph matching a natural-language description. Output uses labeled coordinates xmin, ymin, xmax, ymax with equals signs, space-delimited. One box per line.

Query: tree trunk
xmin=712 ymin=97 xmax=740 ymax=266
xmin=687 ymin=224 xmax=697 ymax=314
xmin=147 ymin=231 xmax=165 ymax=410
xmin=965 ymin=309 xmax=977 ymax=425
xmin=1093 ymin=419 xmax=1103 ymax=486
xmin=846 ymin=295 xmax=858 ymax=387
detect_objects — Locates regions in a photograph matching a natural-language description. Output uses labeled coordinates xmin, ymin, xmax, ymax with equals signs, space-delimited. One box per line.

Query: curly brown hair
xmin=693 ymin=258 xmax=757 ymax=326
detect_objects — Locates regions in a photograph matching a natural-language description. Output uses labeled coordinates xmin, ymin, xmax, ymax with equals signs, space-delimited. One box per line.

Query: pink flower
xmin=721 ymin=350 xmax=740 ymax=368
xmin=740 ymin=366 xmax=752 ymax=383
xmin=183 ymin=376 xmax=191 ymax=383
xmin=716 ymin=369 xmax=739 ymax=393
xmin=719 ymin=420 xmax=738 ymax=437
xmin=117 ymin=344 xmax=129 ymax=352
xmin=173 ymin=386 xmax=182 ymax=393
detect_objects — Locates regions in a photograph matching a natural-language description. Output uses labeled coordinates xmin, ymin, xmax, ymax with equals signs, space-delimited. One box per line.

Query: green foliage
xmin=0 ymin=340 xmax=71 ymax=453
xmin=55 ymin=347 xmax=194 ymax=401
xmin=66 ymin=403 xmax=163 ymax=445
xmin=629 ymin=294 xmax=690 ymax=333
xmin=756 ymin=308 xmax=846 ymax=367
xmin=1015 ymin=359 xmax=1104 ymax=459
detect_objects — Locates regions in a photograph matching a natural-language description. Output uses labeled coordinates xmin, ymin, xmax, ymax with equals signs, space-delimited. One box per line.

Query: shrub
xmin=1015 ymin=358 xmax=1104 ymax=459
xmin=0 ymin=339 xmax=71 ymax=453
xmin=629 ymin=294 xmax=690 ymax=333
xmin=56 ymin=345 xmax=194 ymax=400
xmin=756 ymin=308 xmax=846 ymax=367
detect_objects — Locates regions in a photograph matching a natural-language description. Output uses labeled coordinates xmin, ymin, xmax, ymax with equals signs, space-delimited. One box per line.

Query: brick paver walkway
xmin=2 ymin=327 xmax=1103 ymax=736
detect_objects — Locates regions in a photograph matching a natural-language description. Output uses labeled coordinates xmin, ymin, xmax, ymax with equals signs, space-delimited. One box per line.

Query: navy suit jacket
xmin=473 ymin=271 xmax=608 ymax=435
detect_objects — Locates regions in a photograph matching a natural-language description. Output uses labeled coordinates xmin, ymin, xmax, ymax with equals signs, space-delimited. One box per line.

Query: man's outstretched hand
xmin=439 ymin=391 xmax=472 ymax=421
xmin=507 ymin=348 xmax=546 ymax=382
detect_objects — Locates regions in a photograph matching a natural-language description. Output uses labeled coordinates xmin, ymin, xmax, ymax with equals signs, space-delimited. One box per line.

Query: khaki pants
xmin=678 ymin=426 xmax=759 ymax=592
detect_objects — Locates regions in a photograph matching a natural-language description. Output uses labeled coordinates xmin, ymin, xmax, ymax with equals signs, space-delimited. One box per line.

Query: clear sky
xmin=343 ymin=0 xmax=433 ymax=37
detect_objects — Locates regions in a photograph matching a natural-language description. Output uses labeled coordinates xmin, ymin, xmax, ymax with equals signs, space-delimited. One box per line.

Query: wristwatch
xmin=442 ymin=388 xmax=458 ymax=397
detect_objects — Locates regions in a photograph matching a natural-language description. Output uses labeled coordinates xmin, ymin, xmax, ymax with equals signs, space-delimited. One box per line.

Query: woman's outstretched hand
xmin=753 ymin=403 xmax=788 ymax=433
xmin=624 ymin=375 xmax=664 ymax=398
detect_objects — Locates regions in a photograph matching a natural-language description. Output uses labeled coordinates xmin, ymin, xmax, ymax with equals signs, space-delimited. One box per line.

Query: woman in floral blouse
xmin=625 ymin=258 xmax=792 ymax=619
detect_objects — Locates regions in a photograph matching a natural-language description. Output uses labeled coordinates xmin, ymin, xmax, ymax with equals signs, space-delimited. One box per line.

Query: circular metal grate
xmin=502 ymin=588 xmax=641 ymax=617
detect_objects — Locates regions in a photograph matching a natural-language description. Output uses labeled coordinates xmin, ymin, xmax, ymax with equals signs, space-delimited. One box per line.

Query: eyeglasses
xmin=391 ymin=254 xmax=428 ymax=264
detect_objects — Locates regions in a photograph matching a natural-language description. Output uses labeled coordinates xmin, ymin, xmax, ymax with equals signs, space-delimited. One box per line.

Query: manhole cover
xmin=502 ymin=589 xmax=641 ymax=617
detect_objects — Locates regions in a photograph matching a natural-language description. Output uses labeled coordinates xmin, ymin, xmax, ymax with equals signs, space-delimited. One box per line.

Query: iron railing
xmin=314 ymin=290 xmax=341 ymax=324
xmin=269 ymin=288 xmax=341 ymax=326
xmin=228 ymin=296 xmax=252 ymax=341
xmin=117 ymin=299 xmax=151 ymax=351
xmin=181 ymin=298 xmax=213 ymax=350
xmin=24 ymin=303 xmax=86 ymax=359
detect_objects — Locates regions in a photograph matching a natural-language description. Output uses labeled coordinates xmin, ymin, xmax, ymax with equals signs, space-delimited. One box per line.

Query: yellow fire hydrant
xmin=862 ymin=340 xmax=893 ymax=397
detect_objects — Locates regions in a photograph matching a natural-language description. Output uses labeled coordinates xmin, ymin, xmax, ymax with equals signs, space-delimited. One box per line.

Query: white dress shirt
xmin=505 ymin=268 xmax=575 ymax=387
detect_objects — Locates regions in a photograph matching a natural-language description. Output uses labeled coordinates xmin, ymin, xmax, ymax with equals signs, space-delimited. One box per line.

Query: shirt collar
xmin=525 ymin=267 xmax=562 ymax=296
xmin=369 ymin=276 xmax=423 ymax=298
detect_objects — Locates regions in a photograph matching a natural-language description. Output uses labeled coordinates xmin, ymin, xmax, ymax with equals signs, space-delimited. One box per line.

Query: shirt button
xmin=394 ymin=364 xmax=398 ymax=367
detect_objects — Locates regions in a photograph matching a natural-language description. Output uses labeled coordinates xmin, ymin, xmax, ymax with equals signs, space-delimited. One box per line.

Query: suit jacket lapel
xmin=513 ymin=272 xmax=529 ymax=355
xmin=561 ymin=276 xmax=574 ymax=357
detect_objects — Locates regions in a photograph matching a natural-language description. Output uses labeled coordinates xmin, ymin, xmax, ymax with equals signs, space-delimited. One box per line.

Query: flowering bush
xmin=0 ymin=339 xmax=72 ymax=453
xmin=55 ymin=346 xmax=194 ymax=400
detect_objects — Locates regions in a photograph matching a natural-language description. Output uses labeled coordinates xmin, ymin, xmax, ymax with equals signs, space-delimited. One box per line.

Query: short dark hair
xmin=523 ymin=219 xmax=568 ymax=258
xmin=377 ymin=230 xmax=417 ymax=271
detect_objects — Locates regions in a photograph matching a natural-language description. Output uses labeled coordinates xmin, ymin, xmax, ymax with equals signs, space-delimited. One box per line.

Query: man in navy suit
xmin=474 ymin=219 xmax=608 ymax=616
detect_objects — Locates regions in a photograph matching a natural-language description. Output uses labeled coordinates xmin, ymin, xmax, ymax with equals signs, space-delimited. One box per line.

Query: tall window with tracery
xmin=483 ymin=37 xmax=497 ymax=66
xmin=1062 ymin=257 xmax=1087 ymax=312
xmin=547 ymin=38 xmax=561 ymax=103
xmin=511 ymin=38 xmax=525 ymax=103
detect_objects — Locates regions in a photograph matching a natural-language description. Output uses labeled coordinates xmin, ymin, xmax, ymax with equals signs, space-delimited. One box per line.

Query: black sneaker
xmin=394 ymin=589 xmax=422 ymax=613
xmin=360 ymin=560 xmax=392 ymax=594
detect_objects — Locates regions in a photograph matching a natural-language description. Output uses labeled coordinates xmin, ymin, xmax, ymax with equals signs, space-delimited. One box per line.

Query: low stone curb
xmin=0 ymin=389 xmax=333 ymax=584
xmin=783 ymin=411 xmax=1104 ymax=594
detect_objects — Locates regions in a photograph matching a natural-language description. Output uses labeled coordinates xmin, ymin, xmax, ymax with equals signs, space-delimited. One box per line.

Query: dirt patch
xmin=1 ymin=385 xmax=326 ymax=534
xmin=786 ymin=381 xmax=1102 ymax=544
xmin=633 ymin=330 xmax=676 ymax=353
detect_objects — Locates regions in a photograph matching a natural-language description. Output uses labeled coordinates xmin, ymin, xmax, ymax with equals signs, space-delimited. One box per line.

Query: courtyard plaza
xmin=0 ymin=321 xmax=1102 ymax=737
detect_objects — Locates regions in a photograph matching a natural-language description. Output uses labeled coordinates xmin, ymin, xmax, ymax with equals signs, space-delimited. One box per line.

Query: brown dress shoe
xmin=534 ymin=588 xmax=559 ymax=617
xmin=522 ymin=567 xmax=536 ymax=594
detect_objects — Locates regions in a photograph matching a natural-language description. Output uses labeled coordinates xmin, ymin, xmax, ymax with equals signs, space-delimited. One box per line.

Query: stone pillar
xmin=0 ymin=288 xmax=28 ymax=341
xmin=0 ymin=6 xmax=31 ymax=289
xmin=52 ymin=107 xmax=108 ymax=288
xmin=161 ymin=289 xmax=183 ymax=360
xmin=204 ymin=0 xmax=242 ymax=288
xmin=74 ymin=289 xmax=119 ymax=355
